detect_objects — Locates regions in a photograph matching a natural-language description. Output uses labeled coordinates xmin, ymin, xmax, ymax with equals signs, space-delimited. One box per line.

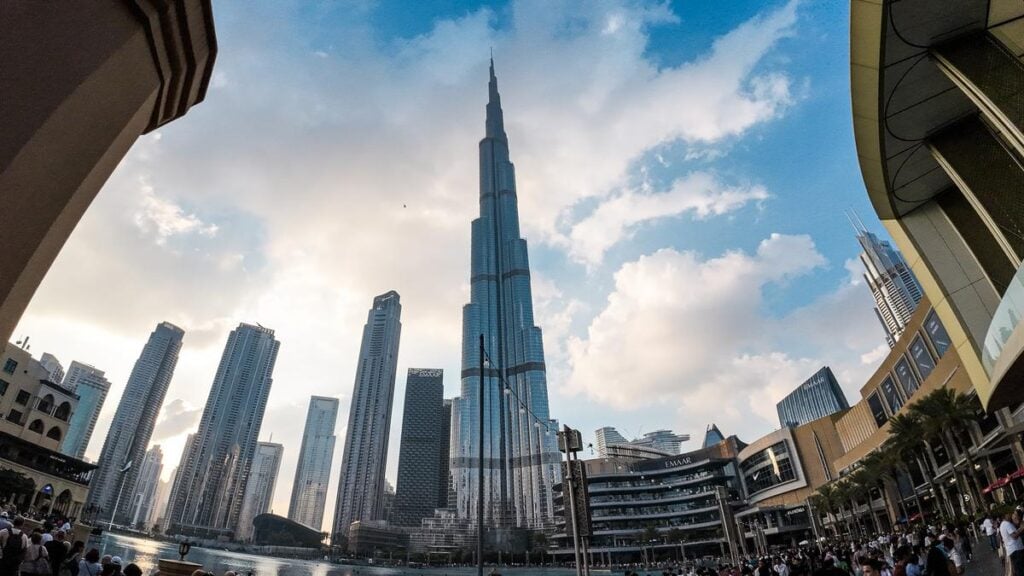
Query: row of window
xmin=866 ymin=310 xmax=951 ymax=428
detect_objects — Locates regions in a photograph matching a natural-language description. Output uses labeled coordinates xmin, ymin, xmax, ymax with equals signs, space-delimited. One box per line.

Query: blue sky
xmin=18 ymin=0 xmax=889 ymax=527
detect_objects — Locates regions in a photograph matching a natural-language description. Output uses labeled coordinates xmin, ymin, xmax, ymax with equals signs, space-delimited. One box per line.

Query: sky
xmin=15 ymin=0 xmax=891 ymax=531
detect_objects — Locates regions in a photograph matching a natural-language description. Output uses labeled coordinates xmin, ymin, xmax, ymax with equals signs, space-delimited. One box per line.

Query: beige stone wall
xmin=832 ymin=297 xmax=973 ymax=472
xmin=0 ymin=344 xmax=76 ymax=452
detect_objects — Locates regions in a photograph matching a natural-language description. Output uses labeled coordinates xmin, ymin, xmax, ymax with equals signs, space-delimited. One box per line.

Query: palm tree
xmin=848 ymin=468 xmax=880 ymax=534
xmin=860 ymin=450 xmax=898 ymax=528
xmin=910 ymin=388 xmax=982 ymax=515
xmin=886 ymin=413 xmax=931 ymax=517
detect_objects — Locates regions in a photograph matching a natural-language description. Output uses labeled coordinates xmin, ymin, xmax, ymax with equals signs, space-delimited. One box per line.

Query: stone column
xmin=0 ymin=0 xmax=217 ymax=344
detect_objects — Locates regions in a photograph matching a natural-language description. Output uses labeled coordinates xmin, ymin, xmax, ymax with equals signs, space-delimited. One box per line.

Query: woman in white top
xmin=19 ymin=532 xmax=48 ymax=576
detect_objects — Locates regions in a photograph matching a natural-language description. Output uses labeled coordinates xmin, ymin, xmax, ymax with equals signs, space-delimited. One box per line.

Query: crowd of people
xmin=629 ymin=512 xmax=1008 ymax=576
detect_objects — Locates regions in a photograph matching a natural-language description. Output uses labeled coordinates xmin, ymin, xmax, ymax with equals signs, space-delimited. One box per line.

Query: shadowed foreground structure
xmin=0 ymin=0 xmax=217 ymax=344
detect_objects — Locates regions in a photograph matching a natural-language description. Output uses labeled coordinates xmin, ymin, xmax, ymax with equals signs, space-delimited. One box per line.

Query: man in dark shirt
xmin=923 ymin=540 xmax=952 ymax=576
xmin=43 ymin=530 xmax=68 ymax=576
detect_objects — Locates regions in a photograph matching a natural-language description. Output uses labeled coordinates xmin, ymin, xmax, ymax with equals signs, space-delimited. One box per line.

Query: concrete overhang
xmin=850 ymin=0 xmax=988 ymax=221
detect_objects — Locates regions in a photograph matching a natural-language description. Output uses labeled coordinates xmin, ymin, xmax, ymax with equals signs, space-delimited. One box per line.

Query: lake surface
xmin=89 ymin=533 xmax=590 ymax=576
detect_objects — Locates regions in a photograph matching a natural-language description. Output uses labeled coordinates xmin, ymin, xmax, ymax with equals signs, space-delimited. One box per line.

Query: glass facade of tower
xmin=60 ymin=361 xmax=110 ymax=459
xmin=776 ymin=366 xmax=850 ymax=428
xmin=166 ymin=323 xmax=279 ymax=539
xmin=394 ymin=368 xmax=444 ymax=527
xmin=128 ymin=445 xmax=163 ymax=529
xmin=288 ymin=396 xmax=338 ymax=530
xmin=452 ymin=62 xmax=561 ymax=530
xmin=237 ymin=441 xmax=284 ymax=542
xmin=856 ymin=229 xmax=924 ymax=348
xmin=86 ymin=322 xmax=183 ymax=523
xmin=332 ymin=291 xmax=402 ymax=539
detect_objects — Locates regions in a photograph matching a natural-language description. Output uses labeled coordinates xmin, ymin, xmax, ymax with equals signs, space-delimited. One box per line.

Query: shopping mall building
xmin=553 ymin=296 xmax=1024 ymax=561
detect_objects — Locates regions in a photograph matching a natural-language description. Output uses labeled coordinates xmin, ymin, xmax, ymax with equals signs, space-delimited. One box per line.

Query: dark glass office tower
xmin=451 ymin=61 xmax=560 ymax=529
xmin=776 ymin=366 xmax=850 ymax=427
xmin=393 ymin=369 xmax=444 ymax=527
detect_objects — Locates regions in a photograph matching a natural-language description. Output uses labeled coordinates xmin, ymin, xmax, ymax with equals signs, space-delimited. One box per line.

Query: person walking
xmin=1001 ymin=509 xmax=1024 ymax=576
xmin=77 ymin=549 xmax=101 ymax=576
xmin=61 ymin=541 xmax=83 ymax=576
xmin=982 ymin=516 xmax=998 ymax=552
xmin=0 ymin=517 xmax=29 ymax=576
xmin=20 ymin=533 xmax=50 ymax=576
xmin=43 ymin=531 xmax=67 ymax=576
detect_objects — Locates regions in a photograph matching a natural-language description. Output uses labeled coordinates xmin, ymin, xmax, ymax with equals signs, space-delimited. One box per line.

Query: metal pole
xmin=563 ymin=428 xmax=583 ymax=576
xmin=109 ymin=472 xmax=127 ymax=530
xmin=478 ymin=334 xmax=485 ymax=576
xmin=572 ymin=450 xmax=591 ymax=576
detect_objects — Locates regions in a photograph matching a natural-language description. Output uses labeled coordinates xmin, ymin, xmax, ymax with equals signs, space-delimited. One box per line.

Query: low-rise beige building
xmin=0 ymin=343 xmax=95 ymax=519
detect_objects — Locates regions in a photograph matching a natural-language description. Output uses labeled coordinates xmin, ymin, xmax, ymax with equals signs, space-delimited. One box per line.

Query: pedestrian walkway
xmin=970 ymin=541 xmax=1003 ymax=575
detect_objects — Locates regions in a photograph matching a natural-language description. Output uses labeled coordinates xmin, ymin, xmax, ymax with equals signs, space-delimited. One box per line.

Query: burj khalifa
xmin=451 ymin=61 xmax=561 ymax=529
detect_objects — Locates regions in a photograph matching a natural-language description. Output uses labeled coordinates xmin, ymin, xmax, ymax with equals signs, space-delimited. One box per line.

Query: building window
xmin=27 ymin=419 xmax=43 ymax=434
xmin=924 ymin=310 xmax=951 ymax=358
xmin=740 ymin=441 xmax=797 ymax=496
xmin=879 ymin=376 xmax=904 ymax=415
xmin=0 ymin=380 xmax=8 ymax=396
xmin=909 ymin=335 xmax=936 ymax=380
xmin=5 ymin=410 xmax=22 ymax=425
xmin=893 ymin=358 xmax=920 ymax=398
xmin=45 ymin=427 xmax=61 ymax=441
xmin=867 ymin=392 xmax=888 ymax=428
xmin=14 ymin=391 xmax=30 ymax=406
xmin=2 ymin=360 xmax=16 ymax=375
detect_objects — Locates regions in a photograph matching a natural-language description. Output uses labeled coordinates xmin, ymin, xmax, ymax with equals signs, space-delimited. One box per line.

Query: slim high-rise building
xmin=236 ymin=441 xmax=283 ymax=542
xmin=451 ymin=61 xmax=561 ymax=529
xmin=438 ymin=398 xmax=452 ymax=510
xmin=60 ymin=361 xmax=111 ymax=459
xmin=288 ymin=396 xmax=339 ymax=530
xmin=86 ymin=322 xmax=183 ymax=524
xmin=129 ymin=445 xmax=163 ymax=529
xmin=166 ymin=323 xmax=279 ymax=538
xmin=853 ymin=222 xmax=924 ymax=347
xmin=331 ymin=291 xmax=402 ymax=540
xmin=776 ymin=366 xmax=850 ymax=428
xmin=393 ymin=369 xmax=444 ymax=527
xmin=39 ymin=353 xmax=64 ymax=384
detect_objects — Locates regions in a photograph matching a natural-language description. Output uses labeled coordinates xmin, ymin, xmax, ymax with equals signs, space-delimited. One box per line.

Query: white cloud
xmin=569 ymin=172 xmax=769 ymax=265
xmin=565 ymin=234 xmax=882 ymax=439
xmin=133 ymin=181 xmax=218 ymax=245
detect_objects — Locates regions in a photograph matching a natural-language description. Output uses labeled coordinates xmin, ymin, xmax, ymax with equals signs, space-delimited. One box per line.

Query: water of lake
xmin=89 ymin=533 xmax=588 ymax=576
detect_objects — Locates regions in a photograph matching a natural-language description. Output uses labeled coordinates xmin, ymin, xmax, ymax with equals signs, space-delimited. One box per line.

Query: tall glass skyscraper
xmin=776 ymin=366 xmax=850 ymax=428
xmin=128 ymin=445 xmax=163 ymax=529
xmin=166 ymin=323 xmax=280 ymax=538
xmin=87 ymin=321 xmax=183 ymax=524
xmin=332 ymin=291 xmax=402 ymax=539
xmin=451 ymin=62 xmax=560 ymax=529
xmin=854 ymin=222 xmax=924 ymax=347
xmin=236 ymin=441 xmax=283 ymax=542
xmin=288 ymin=396 xmax=338 ymax=530
xmin=60 ymin=360 xmax=111 ymax=459
xmin=393 ymin=368 xmax=444 ymax=527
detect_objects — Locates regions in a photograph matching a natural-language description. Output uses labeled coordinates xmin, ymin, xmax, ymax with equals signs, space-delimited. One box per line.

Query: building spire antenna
xmin=853 ymin=209 xmax=868 ymax=233
xmin=844 ymin=209 xmax=860 ymax=235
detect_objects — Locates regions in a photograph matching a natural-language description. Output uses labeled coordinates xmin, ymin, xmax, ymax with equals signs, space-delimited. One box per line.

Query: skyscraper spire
xmin=485 ymin=57 xmax=505 ymax=140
